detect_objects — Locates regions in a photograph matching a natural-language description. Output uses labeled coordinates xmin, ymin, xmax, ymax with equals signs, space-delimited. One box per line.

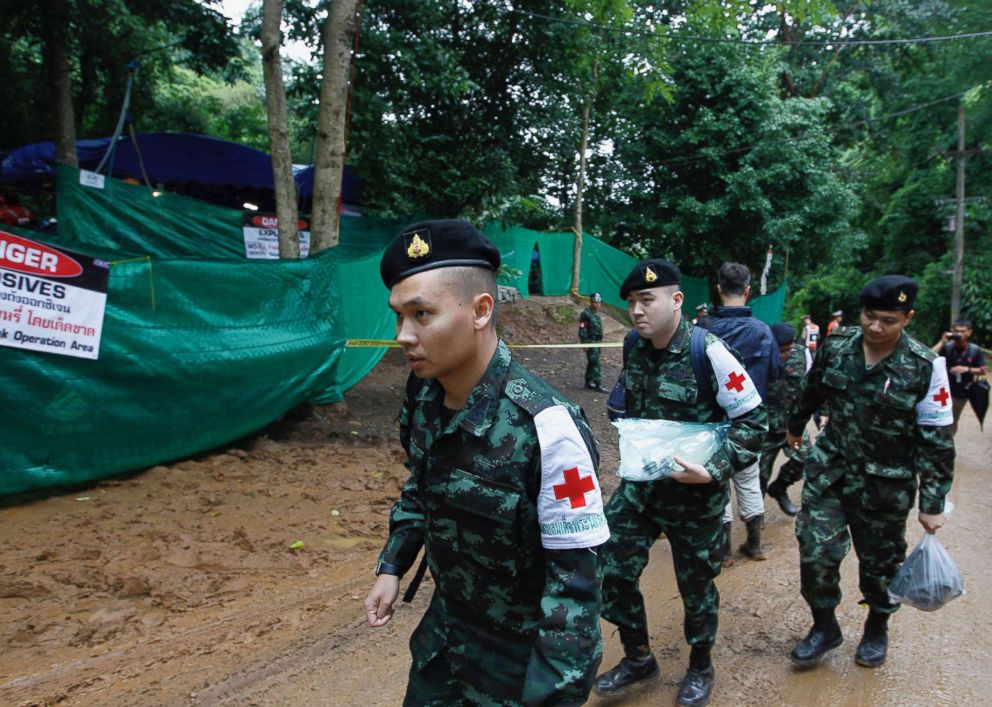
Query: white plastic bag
xmin=887 ymin=533 xmax=965 ymax=611
xmin=613 ymin=418 xmax=730 ymax=482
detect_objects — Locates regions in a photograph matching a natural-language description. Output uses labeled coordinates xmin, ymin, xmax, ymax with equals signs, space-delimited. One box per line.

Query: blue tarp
xmin=0 ymin=132 xmax=358 ymax=203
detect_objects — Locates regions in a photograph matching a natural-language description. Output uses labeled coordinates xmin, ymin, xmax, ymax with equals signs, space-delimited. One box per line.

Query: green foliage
xmin=0 ymin=0 xmax=243 ymax=149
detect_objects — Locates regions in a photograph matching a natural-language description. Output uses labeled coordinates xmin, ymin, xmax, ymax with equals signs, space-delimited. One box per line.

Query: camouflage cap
xmin=590 ymin=292 xmax=602 ymax=303
xmin=379 ymin=219 xmax=500 ymax=288
xmin=859 ymin=275 xmax=918 ymax=312
xmin=619 ymin=258 xmax=681 ymax=299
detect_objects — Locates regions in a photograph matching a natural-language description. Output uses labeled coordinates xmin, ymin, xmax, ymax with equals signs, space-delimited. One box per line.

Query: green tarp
xmin=1 ymin=168 xmax=785 ymax=496
xmin=1 ymin=167 xmax=396 ymax=495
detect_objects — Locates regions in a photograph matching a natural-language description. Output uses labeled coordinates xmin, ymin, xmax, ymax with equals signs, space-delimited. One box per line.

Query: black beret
xmin=859 ymin=275 xmax=918 ymax=312
xmin=619 ymin=258 xmax=681 ymax=299
xmin=379 ymin=219 xmax=500 ymax=288
xmin=771 ymin=323 xmax=796 ymax=346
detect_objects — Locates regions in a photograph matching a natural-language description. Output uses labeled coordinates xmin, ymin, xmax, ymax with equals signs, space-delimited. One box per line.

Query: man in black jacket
xmin=703 ymin=262 xmax=780 ymax=561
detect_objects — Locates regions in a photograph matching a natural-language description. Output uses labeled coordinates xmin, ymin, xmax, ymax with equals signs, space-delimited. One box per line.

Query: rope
xmin=345 ymin=339 xmax=623 ymax=349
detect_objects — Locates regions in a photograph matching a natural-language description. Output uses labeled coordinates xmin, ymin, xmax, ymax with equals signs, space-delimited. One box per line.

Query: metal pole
xmin=951 ymin=104 xmax=966 ymax=322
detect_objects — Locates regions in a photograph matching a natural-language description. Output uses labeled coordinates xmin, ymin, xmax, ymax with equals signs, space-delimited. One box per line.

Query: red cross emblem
xmin=553 ymin=467 xmax=595 ymax=509
xmin=933 ymin=387 xmax=950 ymax=407
xmin=725 ymin=371 xmax=746 ymax=393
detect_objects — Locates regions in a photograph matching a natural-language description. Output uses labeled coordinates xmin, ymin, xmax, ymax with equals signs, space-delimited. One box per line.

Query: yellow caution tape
xmin=345 ymin=339 xmax=622 ymax=349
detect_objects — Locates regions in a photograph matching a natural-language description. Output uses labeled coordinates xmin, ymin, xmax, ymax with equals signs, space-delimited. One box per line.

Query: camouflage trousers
xmin=584 ymin=346 xmax=601 ymax=386
xmin=795 ymin=467 xmax=914 ymax=615
xmin=758 ymin=428 xmax=810 ymax=492
xmin=600 ymin=480 xmax=725 ymax=647
xmin=404 ymin=596 xmax=598 ymax=706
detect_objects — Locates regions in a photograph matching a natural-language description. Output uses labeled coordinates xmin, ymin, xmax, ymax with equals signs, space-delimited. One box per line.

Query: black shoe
xmin=677 ymin=665 xmax=714 ymax=706
xmin=791 ymin=609 xmax=843 ymax=668
xmin=592 ymin=384 xmax=610 ymax=393
xmin=768 ymin=482 xmax=798 ymax=516
xmin=739 ymin=515 xmax=766 ymax=560
xmin=855 ymin=612 xmax=889 ymax=668
xmin=594 ymin=654 xmax=659 ymax=695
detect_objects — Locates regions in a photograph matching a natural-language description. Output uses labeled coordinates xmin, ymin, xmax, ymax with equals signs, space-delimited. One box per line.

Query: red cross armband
xmin=916 ymin=357 xmax=954 ymax=427
xmin=534 ymin=406 xmax=610 ymax=550
xmin=706 ymin=340 xmax=762 ymax=419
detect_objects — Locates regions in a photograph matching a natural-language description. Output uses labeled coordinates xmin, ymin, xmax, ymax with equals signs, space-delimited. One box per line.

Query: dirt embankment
xmin=1 ymin=296 xmax=988 ymax=707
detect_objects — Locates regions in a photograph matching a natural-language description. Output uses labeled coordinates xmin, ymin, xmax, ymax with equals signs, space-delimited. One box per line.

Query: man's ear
xmin=473 ymin=292 xmax=495 ymax=330
xmin=905 ymin=309 xmax=916 ymax=325
xmin=672 ymin=290 xmax=684 ymax=311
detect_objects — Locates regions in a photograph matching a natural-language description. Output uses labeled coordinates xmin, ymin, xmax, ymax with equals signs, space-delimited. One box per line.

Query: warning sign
xmin=0 ymin=231 xmax=109 ymax=360
xmin=242 ymin=213 xmax=311 ymax=259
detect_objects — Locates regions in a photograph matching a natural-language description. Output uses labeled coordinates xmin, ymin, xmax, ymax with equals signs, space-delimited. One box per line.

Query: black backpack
xmin=606 ymin=326 xmax=714 ymax=421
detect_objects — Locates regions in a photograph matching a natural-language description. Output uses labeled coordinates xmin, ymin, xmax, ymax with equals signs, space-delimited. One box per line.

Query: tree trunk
xmin=43 ymin=0 xmax=77 ymax=167
xmin=310 ymin=0 xmax=361 ymax=253
xmin=571 ymin=57 xmax=597 ymax=296
xmin=261 ymin=0 xmax=300 ymax=259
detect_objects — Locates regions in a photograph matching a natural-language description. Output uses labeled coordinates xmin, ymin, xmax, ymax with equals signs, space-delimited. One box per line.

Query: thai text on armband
xmin=26 ymin=310 xmax=96 ymax=337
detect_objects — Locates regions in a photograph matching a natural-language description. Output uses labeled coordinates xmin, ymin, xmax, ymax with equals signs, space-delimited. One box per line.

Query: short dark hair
xmin=953 ymin=319 xmax=972 ymax=329
xmin=441 ymin=266 xmax=498 ymax=328
xmin=717 ymin=262 xmax=751 ymax=297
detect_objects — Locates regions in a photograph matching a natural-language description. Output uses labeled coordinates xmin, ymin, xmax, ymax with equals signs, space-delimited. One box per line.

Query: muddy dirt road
xmin=1 ymin=297 xmax=988 ymax=706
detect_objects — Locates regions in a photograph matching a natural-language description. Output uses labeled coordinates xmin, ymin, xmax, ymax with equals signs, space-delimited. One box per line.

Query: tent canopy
xmin=0 ymin=132 xmax=358 ymax=206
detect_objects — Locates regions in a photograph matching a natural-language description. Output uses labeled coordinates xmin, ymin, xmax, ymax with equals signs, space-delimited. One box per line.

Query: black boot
xmin=677 ymin=646 xmax=715 ymax=706
xmin=594 ymin=655 xmax=659 ymax=695
xmin=721 ymin=521 xmax=734 ymax=567
xmin=595 ymin=628 xmax=659 ymax=695
xmin=855 ymin=611 xmax=889 ymax=668
xmin=739 ymin=515 xmax=767 ymax=560
xmin=790 ymin=608 xmax=843 ymax=668
xmin=767 ymin=480 xmax=798 ymax=516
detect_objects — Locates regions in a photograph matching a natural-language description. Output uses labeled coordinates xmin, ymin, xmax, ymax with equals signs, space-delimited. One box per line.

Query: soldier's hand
xmin=670 ymin=457 xmax=713 ymax=484
xmin=365 ymin=574 xmax=400 ymax=628
xmin=919 ymin=511 xmax=947 ymax=534
xmin=786 ymin=432 xmax=803 ymax=451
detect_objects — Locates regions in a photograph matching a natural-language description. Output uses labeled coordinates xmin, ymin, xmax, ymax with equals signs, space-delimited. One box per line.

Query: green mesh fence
xmin=1 ymin=169 xmax=783 ymax=496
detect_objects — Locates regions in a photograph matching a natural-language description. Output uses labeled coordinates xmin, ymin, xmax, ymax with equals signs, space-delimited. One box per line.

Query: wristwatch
xmin=375 ymin=560 xmax=401 ymax=577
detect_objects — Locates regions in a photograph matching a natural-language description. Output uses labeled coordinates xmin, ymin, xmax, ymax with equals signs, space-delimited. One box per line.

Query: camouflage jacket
xmin=788 ymin=327 xmax=955 ymax=514
xmin=765 ymin=343 xmax=811 ymax=433
xmin=579 ymin=307 xmax=603 ymax=342
xmin=378 ymin=340 xmax=610 ymax=705
xmin=623 ymin=316 xmax=768 ymax=510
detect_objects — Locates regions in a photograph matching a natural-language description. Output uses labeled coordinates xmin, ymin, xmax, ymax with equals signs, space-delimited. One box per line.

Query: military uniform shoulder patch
xmin=533 ymin=405 xmax=610 ymax=549
xmin=906 ymin=334 xmax=938 ymax=362
xmin=915 ymin=356 xmax=954 ymax=427
xmin=705 ymin=339 xmax=762 ymax=419
xmin=831 ymin=326 xmax=858 ymax=338
xmin=505 ymin=376 xmax=545 ymax=416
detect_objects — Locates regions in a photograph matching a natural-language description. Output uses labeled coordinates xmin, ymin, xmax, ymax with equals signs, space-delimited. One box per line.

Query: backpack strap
xmin=608 ymin=330 xmax=640 ymax=421
xmin=690 ymin=325 xmax=715 ymax=406
xmin=621 ymin=328 xmax=639 ymax=367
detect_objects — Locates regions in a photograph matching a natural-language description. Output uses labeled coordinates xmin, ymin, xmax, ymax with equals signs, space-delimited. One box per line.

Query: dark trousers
xmin=600 ymin=480 xmax=725 ymax=646
xmin=796 ymin=470 xmax=912 ymax=614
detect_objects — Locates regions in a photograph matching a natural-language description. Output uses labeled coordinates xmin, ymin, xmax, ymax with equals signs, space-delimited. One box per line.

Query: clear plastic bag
xmin=887 ymin=533 xmax=965 ymax=611
xmin=613 ymin=418 xmax=730 ymax=482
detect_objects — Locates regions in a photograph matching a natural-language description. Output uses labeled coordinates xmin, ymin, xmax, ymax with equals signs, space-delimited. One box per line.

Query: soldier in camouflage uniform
xmin=758 ymin=323 xmax=813 ymax=517
xmin=579 ymin=292 xmax=609 ymax=392
xmin=786 ymin=275 xmax=955 ymax=670
xmin=365 ymin=220 xmax=610 ymax=706
xmin=595 ymin=259 xmax=768 ymax=707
